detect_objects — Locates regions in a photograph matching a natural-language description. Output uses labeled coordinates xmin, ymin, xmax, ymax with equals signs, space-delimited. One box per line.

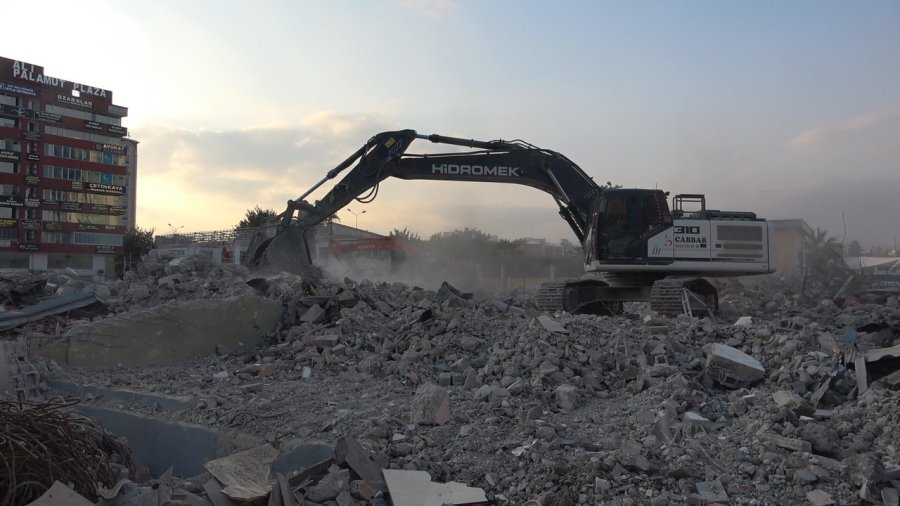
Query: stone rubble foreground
xmin=7 ymin=251 xmax=900 ymax=505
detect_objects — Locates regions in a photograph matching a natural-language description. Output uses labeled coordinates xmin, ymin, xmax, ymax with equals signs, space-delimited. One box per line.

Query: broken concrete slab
xmin=382 ymin=469 xmax=488 ymax=506
xmin=204 ymin=444 xmax=280 ymax=502
xmin=704 ymin=343 xmax=765 ymax=388
xmin=537 ymin=315 xmax=569 ymax=334
xmin=335 ymin=437 xmax=383 ymax=483
xmin=63 ymin=295 xmax=284 ymax=368
xmin=764 ymin=432 xmax=812 ymax=453
xmin=806 ymin=489 xmax=835 ymax=506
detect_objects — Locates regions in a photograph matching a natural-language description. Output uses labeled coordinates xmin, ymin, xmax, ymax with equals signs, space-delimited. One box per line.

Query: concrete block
xmin=704 ymin=343 xmax=765 ymax=388
xmin=410 ymin=383 xmax=451 ymax=425
xmin=64 ymin=295 xmax=283 ymax=368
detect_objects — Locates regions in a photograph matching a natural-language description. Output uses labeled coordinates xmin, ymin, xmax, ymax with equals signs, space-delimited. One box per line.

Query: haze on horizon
xmin=3 ymin=0 xmax=899 ymax=250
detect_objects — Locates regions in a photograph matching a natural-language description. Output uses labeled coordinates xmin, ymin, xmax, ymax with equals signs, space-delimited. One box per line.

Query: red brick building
xmin=0 ymin=56 xmax=134 ymax=278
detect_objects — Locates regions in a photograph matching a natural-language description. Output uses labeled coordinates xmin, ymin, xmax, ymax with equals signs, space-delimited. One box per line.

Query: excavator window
xmin=595 ymin=190 xmax=670 ymax=261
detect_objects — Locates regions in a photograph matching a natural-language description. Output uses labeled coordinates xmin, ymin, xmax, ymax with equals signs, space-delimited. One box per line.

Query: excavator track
xmin=535 ymin=282 xmax=566 ymax=313
xmin=650 ymin=277 xmax=718 ymax=317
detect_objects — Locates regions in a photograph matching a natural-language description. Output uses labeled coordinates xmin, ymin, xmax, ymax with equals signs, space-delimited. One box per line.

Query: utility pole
xmin=346 ymin=208 xmax=366 ymax=229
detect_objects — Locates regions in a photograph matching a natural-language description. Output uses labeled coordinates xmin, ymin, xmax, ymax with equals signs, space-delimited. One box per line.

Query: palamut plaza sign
xmin=3 ymin=59 xmax=111 ymax=99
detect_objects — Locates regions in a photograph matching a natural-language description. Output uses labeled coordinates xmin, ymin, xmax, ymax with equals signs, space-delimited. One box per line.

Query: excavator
xmin=243 ymin=129 xmax=775 ymax=316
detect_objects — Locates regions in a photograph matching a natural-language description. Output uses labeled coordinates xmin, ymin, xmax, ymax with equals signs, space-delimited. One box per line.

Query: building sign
xmin=26 ymin=153 xmax=39 ymax=162
xmin=18 ymin=243 xmax=39 ymax=252
xmin=77 ymin=223 xmax=117 ymax=232
xmin=71 ymin=181 xmax=83 ymax=190
xmin=91 ymin=204 xmax=127 ymax=215
xmin=25 ymin=176 xmax=39 ymax=186
xmin=24 ymin=198 xmax=40 ymax=208
xmin=95 ymin=143 xmax=125 ymax=154
xmin=58 ymin=94 xmax=93 ymax=108
xmin=20 ymin=220 xmax=40 ymax=230
xmin=2 ymin=57 xmax=114 ymax=101
xmin=0 ymin=104 xmax=25 ymax=117
xmin=83 ymin=120 xmax=103 ymax=131
xmin=108 ymin=104 xmax=128 ymax=116
xmin=23 ymin=131 xmax=40 ymax=141
xmin=86 ymin=182 xmax=125 ymax=195
xmin=61 ymin=201 xmax=82 ymax=212
xmin=0 ymin=196 xmax=23 ymax=207
xmin=95 ymin=245 xmax=118 ymax=254
xmin=0 ymin=150 xmax=17 ymax=162
xmin=33 ymin=110 xmax=62 ymax=123
xmin=43 ymin=221 xmax=64 ymax=231
xmin=0 ymin=219 xmax=17 ymax=228
xmin=107 ymin=125 xmax=127 ymax=137
xmin=0 ymin=80 xmax=36 ymax=96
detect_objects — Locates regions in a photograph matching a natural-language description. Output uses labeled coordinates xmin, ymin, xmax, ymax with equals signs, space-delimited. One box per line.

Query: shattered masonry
xmin=1 ymin=250 xmax=900 ymax=505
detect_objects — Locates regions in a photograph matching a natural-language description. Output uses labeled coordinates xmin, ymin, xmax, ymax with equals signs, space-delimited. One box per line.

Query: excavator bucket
xmin=244 ymin=222 xmax=321 ymax=279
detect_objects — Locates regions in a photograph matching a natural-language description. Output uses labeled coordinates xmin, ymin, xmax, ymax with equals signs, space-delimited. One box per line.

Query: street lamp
xmin=346 ymin=208 xmax=366 ymax=229
xmin=167 ymin=223 xmax=184 ymax=235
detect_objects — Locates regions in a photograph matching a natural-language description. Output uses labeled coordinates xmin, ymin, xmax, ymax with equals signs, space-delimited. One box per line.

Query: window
xmin=44 ymin=143 xmax=125 ymax=166
xmin=0 ymin=117 xmax=16 ymax=128
xmin=0 ymin=162 xmax=15 ymax=174
xmin=26 ymin=209 xmax=36 ymax=220
xmin=0 ymin=229 xmax=17 ymax=240
xmin=0 ymin=207 xmax=12 ymax=219
xmin=0 ymin=94 xmax=16 ymax=107
xmin=43 ymin=164 xmax=127 ymax=186
xmin=42 ymin=232 xmax=68 ymax=244
xmin=44 ymin=105 xmax=122 ymax=126
xmin=25 ymin=230 xmax=36 ymax=242
xmin=72 ymin=232 xmax=122 ymax=246
xmin=0 ymin=184 xmax=16 ymax=196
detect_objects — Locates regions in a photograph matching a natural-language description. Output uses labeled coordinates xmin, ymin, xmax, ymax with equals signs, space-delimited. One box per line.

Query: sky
xmin=2 ymin=0 xmax=899 ymax=249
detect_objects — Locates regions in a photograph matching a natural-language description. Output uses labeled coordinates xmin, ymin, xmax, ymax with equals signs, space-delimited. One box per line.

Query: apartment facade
xmin=0 ymin=56 xmax=134 ymax=278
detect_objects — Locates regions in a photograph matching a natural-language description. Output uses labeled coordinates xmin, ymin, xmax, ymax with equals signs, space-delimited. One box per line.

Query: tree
xmin=846 ymin=240 xmax=863 ymax=256
xmin=235 ymin=206 xmax=278 ymax=229
xmin=389 ymin=227 xmax=422 ymax=242
xmin=801 ymin=227 xmax=849 ymax=301
xmin=117 ymin=227 xmax=156 ymax=277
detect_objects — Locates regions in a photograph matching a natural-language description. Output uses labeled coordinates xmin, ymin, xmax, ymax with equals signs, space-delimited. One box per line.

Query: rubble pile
xmin=6 ymin=253 xmax=900 ymax=504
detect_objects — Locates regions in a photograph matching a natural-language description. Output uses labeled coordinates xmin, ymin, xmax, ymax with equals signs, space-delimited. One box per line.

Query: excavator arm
xmin=244 ymin=129 xmax=602 ymax=275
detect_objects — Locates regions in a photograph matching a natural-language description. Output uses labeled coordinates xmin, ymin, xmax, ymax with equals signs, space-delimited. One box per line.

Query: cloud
xmin=131 ymin=112 xmax=394 ymax=230
xmin=395 ymin=0 xmax=459 ymax=18
xmin=787 ymin=109 xmax=900 ymax=149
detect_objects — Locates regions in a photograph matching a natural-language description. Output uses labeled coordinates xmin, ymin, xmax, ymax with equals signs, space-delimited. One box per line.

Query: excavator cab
xmin=593 ymin=189 xmax=671 ymax=262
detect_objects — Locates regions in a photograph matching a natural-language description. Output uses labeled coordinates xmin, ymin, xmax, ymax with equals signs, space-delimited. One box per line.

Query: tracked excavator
xmin=243 ymin=129 xmax=775 ymax=316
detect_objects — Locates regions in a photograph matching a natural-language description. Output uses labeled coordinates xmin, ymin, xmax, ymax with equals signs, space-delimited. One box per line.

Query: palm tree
xmin=801 ymin=228 xmax=847 ymax=299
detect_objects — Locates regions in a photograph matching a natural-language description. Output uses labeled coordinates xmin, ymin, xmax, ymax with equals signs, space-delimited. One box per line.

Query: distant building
xmin=769 ymin=219 xmax=813 ymax=278
xmin=0 ymin=56 xmax=132 ymax=278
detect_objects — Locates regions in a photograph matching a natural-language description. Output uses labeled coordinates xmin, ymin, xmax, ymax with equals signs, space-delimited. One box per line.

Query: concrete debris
xmin=537 ymin=314 xmax=569 ymax=334
xmin=806 ymin=489 xmax=835 ymax=506
xmin=382 ymin=469 xmax=487 ymax=506
xmin=204 ymin=444 xmax=280 ymax=501
xmin=704 ymin=343 xmax=765 ymax=388
xmin=4 ymin=256 xmax=899 ymax=505
xmin=409 ymin=382 xmax=451 ymax=425
xmin=26 ymin=481 xmax=94 ymax=506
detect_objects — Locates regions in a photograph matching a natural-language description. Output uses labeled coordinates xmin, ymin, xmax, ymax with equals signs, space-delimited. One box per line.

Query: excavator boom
xmin=244 ymin=129 xmax=601 ymax=275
